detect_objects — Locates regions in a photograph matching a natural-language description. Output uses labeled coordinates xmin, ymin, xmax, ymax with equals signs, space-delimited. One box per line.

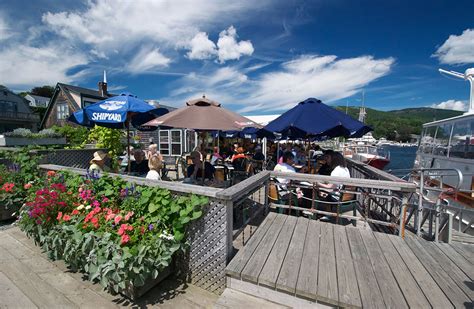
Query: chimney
xmin=98 ymin=70 xmax=108 ymax=97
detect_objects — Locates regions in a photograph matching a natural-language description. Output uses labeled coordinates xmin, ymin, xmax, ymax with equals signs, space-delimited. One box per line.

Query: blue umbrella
xmin=264 ymin=98 xmax=372 ymax=139
xmin=218 ymin=127 xmax=275 ymax=139
xmin=68 ymin=92 xmax=168 ymax=172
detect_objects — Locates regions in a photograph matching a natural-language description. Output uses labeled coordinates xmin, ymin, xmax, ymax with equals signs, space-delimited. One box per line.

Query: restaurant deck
xmin=225 ymin=212 xmax=474 ymax=308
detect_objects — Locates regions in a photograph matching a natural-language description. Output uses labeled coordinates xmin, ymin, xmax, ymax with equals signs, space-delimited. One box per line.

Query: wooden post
xmin=398 ymin=197 xmax=408 ymax=238
xmin=434 ymin=198 xmax=441 ymax=242
xmin=416 ymin=172 xmax=424 ymax=236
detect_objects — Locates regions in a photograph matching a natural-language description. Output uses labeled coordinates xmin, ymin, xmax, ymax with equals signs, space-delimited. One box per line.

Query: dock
xmin=225 ymin=212 xmax=473 ymax=308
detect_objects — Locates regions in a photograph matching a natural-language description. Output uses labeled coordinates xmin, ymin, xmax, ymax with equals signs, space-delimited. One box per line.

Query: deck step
xmin=214 ymin=288 xmax=290 ymax=309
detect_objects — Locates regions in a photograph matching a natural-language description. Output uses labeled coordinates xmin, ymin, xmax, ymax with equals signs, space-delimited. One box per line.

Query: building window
xmin=158 ymin=130 xmax=183 ymax=156
xmin=0 ymin=100 xmax=17 ymax=112
xmin=159 ymin=130 xmax=170 ymax=155
xmin=57 ymin=103 xmax=69 ymax=120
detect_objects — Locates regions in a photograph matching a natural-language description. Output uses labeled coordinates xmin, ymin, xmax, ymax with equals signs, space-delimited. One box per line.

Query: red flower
xmin=47 ymin=171 xmax=56 ymax=177
xmin=91 ymin=217 xmax=99 ymax=228
xmin=57 ymin=212 xmax=63 ymax=220
xmin=1 ymin=183 xmax=14 ymax=193
xmin=63 ymin=215 xmax=71 ymax=221
xmin=71 ymin=209 xmax=79 ymax=215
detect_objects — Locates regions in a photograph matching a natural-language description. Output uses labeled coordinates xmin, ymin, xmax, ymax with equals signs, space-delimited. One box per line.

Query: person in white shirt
xmin=273 ymin=151 xmax=296 ymax=185
xmin=318 ymin=152 xmax=350 ymax=201
xmin=146 ymin=155 xmax=162 ymax=180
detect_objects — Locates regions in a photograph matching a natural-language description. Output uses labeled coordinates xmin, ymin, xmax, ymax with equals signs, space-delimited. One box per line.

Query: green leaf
xmin=191 ymin=210 xmax=202 ymax=220
xmin=148 ymin=203 xmax=159 ymax=213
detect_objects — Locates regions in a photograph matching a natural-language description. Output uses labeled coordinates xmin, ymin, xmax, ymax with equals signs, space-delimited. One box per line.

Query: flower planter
xmin=121 ymin=265 xmax=172 ymax=300
xmin=0 ymin=137 xmax=66 ymax=146
xmin=0 ymin=204 xmax=20 ymax=221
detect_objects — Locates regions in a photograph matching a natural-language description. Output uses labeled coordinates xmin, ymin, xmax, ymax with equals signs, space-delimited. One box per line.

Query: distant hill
xmin=335 ymin=106 xmax=463 ymax=141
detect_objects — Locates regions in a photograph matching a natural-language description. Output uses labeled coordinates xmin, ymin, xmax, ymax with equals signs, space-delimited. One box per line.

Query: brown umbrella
xmin=143 ymin=96 xmax=261 ymax=131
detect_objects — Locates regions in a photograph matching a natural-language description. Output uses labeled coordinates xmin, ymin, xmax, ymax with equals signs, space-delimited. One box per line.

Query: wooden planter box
xmin=120 ymin=265 xmax=172 ymax=300
xmin=0 ymin=137 xmax=67 ymax=146
xmin=0 ymin=204 xmax=20 ymax=221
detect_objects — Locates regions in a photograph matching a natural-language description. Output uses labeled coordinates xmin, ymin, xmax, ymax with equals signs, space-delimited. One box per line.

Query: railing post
xmin=434 ymin=198 xmax=441 ymax=243
xmin=399 ymin=197 xmax=408 ymax=238
xmin=416 ymin=172 xmax=424 ymax=236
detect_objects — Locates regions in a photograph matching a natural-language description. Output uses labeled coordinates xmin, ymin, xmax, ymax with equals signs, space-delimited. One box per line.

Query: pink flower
xmin=114 ymin=215 xmax=122 ymax=225
xmin=63 ymin=215 xmax=71 ymax=221
xmin=102 ymin=197 xmax=109 ymax=203
xmin=92 ymin=200 xmax=100 ymax=207
xmin=78 ymin=187 xmax=83 ymax=193
xmin=71 ymin=209 xmax=79 ymax=215
xmin=120 ymin=234 xmax=130 ymax=245
xmin=124 ymin=211 xmax=134 ymax=221
xmin=91 ymin=217 xmax=99 ymax=228
xmin=24 ymin=183 xmax=32 ymax=190
xmin=57 ymin=212 xmax=63 ymax=220
xmin=105 ymin=213 xmax=115 ymax=221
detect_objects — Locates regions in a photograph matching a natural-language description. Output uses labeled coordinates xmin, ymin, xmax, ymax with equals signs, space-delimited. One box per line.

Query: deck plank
xmin=317 ymin=223 xmax=338 ymax=306
xmin=333 ymin=224 xmax=362 ymax=308
xmin=0 ymin=271 xmax=38 ymax=309
xmin=435 ymin=242 xmax=474 ymax=280
xmin=359 ymin=230 xmax=408 ymax=309
xmin=241 ymin=214 xmax=288 ymax=283
xmin=258 ymin=215 xmax=298 ymax=288
xmin=275 ymin=216 xmax=309 ymax=294
xmin=422 ymin=241 xmax=474 ymax=301
xmin=226 ymin=212 xmax=277 ymax=278
xmin=295 ymin=220 xmax=321 ymax=300
xmin=405 ymin=237 xmax=470 ymax=308
xmin=452 ymin=243 xmax=474 ymax=261
xmin=388 ymin=235 xmax=453 ymax=308
xmin=373 ymin=233 xmax=431 ymax=308
xmin=346 ymin=227 xmax=385 ymax=309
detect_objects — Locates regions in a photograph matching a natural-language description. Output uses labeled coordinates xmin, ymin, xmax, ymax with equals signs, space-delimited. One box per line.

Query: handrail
xmin=411 ymin=167 xmax=464 ymax=191
xmin=39 ymin=164 xmax=223 ymax=198
xmin=270 ymin=170 xmax=416 ymax=192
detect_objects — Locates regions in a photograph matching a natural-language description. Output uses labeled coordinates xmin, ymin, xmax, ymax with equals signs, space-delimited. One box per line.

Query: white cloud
xmin=0 ymin=16 xmax=11 ymax=41
xmin=186 ymin=26 xmax=254 ymax=63
xmin=187 ymin=32 xmax=217 ymax=60
xmin=433 ymin=29 xmax=474 ymax=65
xmin=126 ymin=47 xmax=171 ymax=74
xmin=431 ymin=99 xmax=467 ymax=111
xmin=165 ymin=54 xmax=395 ymax=112
xmin=0 ymin=43 xmax=87 ymax=87
xmin=242 ymin=54 xmax=394 ymax=112
xmin=217 ymin=26 xmax=254 ymax=63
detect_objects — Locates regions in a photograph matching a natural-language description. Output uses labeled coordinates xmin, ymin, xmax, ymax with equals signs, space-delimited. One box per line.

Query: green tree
xmin=30 ymin=85 xmax=55 ymax=98
xmin=84 ymin=126 xmax=124 ymax=168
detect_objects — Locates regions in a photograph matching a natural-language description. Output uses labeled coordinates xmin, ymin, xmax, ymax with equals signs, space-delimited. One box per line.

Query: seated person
xmin=317 ymin=152 xmax=350 ymax=202
xmin=146 ymin=155 xmax=162 ymax=180
xmin=273 ymin=151 xmax=296 ymax=189
xmin=89 ymin=150 xmax=111 ymax=173
xmin=187 ymin=151 xmax=215 ymax=180
xmin=130 ymin=149 xmax=149 ymax=176
xmin=253 ymin=146 xmax=265 ymax=161
xmin=317 ymin=150 xmax=334 ymax=175
xmin=147 ymin=143 xmax=163 ymax=160
xmin=231 ymin=147 xmax=246 ymax=162
xmin=211 ymin=146 xmax=223 ymax=165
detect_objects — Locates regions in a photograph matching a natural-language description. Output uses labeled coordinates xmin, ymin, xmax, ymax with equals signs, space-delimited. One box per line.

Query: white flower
xmin=159 ymin=232 xmax=174 ymax=241
xmin=77 ymin=205 xmax=85 ymax=210
xmin=85 ymin=205 xmax=91 ymax=210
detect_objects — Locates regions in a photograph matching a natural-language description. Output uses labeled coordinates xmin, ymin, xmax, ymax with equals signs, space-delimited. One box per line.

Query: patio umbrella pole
xmin=127 ymin=118 xmax=131 ymax=174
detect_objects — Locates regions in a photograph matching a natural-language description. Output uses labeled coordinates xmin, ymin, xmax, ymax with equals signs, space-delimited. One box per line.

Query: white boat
xmin=343 ymin=144 xmax=390 ymax=170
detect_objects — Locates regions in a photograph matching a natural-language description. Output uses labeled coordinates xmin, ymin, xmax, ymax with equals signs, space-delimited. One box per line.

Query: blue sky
xmin=1 ymin=0 xmax=473 ymax=114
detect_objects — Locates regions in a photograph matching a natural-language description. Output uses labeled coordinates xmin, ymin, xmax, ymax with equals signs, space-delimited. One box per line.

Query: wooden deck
xmin=0 ymin=226 xmax=218 ymax=308
xmin=226 ymin=212 xmax=474 ymax=308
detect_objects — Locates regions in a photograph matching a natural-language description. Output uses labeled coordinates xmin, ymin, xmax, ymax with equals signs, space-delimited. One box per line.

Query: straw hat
xmin=91 ymin=151 xmax=107 ymax=163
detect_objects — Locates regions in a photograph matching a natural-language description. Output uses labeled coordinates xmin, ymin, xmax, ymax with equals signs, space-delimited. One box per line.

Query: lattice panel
xmin=184 ymin=198 xmax=228 ymax=294
xmin=36 ymin=149 xmax=107 ymax=169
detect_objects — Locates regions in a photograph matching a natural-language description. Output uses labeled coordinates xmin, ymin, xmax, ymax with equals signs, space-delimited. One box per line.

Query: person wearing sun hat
xmin=89 ymin=150 xmax=111 ymax=173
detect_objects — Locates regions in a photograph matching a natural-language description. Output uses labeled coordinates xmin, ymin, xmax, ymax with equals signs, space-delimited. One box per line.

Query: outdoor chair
xmin=161 ymin=156 xmax=180 ymax=180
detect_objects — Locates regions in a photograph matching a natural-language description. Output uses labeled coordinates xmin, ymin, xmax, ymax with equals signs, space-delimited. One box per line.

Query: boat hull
xmin=367 ymin=158 xmax=390 ymax=170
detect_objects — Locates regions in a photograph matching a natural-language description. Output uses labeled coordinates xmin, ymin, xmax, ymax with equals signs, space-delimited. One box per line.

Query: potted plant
xmin=0 ymin=128 xmax=66 ymax=146
xmin=18 ymin=171 xmax=206 ymax=300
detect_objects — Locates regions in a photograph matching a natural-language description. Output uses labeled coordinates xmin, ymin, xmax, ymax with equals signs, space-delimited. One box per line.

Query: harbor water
xmin=381 ymin=145 xmax=417 ymax=177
